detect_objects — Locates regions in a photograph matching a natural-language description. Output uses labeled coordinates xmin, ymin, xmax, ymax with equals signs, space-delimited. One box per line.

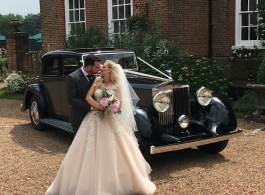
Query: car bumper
xmin=150 ymin=129 xmax=242 ymax=154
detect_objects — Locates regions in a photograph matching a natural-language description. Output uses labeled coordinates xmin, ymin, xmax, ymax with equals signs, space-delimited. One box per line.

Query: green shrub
xmin=3 ymin=71 xmax=39 ymax=93
xmin=4 ymin=71 xmax=27 ymax=93
xmin=64 ymin=25 xmax=108 ymax=49
xmin=0 ymin=58 xmax=8 ymax=78
xmin=232 ymin=91 xmax=256 ymax=118
xmin=256 ymin=56 xmax=265 ymax=84
xmin=173 ymin=57 xmax=231 ymax=99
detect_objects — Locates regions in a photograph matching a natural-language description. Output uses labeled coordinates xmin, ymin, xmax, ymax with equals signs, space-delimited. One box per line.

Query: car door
xmin=42 ymin=55 xmax=63 ymax=118
xmin=60 ymin=56 xmax=81 ymax=120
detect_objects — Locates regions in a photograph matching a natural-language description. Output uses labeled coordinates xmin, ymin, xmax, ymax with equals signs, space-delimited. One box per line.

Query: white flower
xmin=238 ymin=54 xmax=242 ymax=58
xmin=259 ymin=23 xmax=265 ymax=28
xmin=230 ymin=56 xmax=234 ymax=60
xmin=258 ymin=17 xmax=264 ymax=21
xmin=244 ymin=54 xmax=248 ymax=58
xmin=233 ymin=50 xmax=237 ymax=54
xmin=249 ymin=53 xmax=251 ymax=56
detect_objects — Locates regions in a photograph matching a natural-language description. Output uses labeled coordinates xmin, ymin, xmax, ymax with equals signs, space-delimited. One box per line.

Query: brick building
xmin=39 ymin=0 xmax=264 ymax=79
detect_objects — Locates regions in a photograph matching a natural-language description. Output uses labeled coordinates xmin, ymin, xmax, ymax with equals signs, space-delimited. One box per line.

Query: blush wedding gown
xmin=45 ymin=84 xmax=156 ymax=195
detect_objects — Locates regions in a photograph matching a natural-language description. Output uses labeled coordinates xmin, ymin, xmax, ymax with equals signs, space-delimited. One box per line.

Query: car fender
xmin=134 ymin=107 xmax=180 ymax=147
xmin=190 ymin=95 xmax=237 ymax=136
xmin=21 ymin=84 xmax=48 ymax=116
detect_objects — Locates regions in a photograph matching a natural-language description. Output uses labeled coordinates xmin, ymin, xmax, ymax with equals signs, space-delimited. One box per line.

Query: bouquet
xmin=95 ymin=90 xmax=121 ymax=119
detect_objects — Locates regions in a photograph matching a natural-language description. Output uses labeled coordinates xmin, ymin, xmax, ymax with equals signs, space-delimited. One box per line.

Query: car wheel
xmin=29 ymin=96 xmax=46 ymax=131
xmin=139 ymin=145 xmax=152 ymax=163
xmin=197 ymin=140 xmax=229 ymax=154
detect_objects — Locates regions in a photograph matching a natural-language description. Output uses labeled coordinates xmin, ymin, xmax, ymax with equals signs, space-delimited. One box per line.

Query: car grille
xmin=158 ymin=86 xmax=190 ymax=134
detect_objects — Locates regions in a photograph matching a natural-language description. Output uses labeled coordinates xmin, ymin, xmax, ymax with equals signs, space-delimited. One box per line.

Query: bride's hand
xmin=96 ymin=104 xmax=105 ymax=111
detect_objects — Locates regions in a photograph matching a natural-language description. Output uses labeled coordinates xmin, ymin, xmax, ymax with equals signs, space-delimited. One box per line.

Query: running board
xmin=150 ymin=129 xmax=242 ymax=154
xmin=40 ymin=118 xmax=73 ymax=133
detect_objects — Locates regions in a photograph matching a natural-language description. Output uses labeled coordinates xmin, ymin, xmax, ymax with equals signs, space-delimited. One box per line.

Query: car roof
xmin=42 ymin=48 xmax=135 ymax=58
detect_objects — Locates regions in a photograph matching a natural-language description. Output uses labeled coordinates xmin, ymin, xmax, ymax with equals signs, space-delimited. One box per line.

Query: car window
xmin=82 ymin=52 xmax=138 ymax=70
xmin=44 ymin=57 xmax=59 ymax=76
xmin=63 ymin=57 xmax=80 ymax=76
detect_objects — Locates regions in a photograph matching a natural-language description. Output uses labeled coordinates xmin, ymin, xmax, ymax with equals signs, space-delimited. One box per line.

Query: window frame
xmin=234 ymin=0 xmax=262 ymax=49
xmin=65 ymin=0 xmax=86 ymax=35
xmin=107 ymin=0 xmax=133 ymax=35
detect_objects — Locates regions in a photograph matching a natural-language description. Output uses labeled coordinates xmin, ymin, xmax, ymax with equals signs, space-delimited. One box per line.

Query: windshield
xmin=82 ymin=52 xmax=138 ymax=70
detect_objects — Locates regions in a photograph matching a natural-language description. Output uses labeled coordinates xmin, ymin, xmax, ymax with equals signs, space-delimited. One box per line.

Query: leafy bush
xmin=4 ymin=71 xmax=27 ymax=93
xmin=256 ymin=56 xmax=265 ymax=84
xmin=0 ymin=58 xmax=8 ymax=78
xmin=232 ymin=91 xmax=256 ymax=118
xmin=4 ymin=71 xmax=39 ymax=93
xmin=173 ymin=57 xmax=231 ymax=99
xmin=64 ymin=25 xmax=108 ymax=49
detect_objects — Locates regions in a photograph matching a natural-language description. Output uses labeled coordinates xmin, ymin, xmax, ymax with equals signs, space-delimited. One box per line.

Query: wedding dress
xmin=45 ymin=83 xmax=156 ymax=195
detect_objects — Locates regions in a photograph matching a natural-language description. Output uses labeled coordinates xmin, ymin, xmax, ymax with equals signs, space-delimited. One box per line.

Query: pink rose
xmin=100 ymin=97 xmax=109 ymax=107
xmin=111 ymin=103 xmax=119 ymax=113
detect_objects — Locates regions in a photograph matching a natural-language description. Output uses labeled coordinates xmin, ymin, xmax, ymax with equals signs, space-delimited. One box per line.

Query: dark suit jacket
xmin=66 ymin=68 xmax=92 ymax=128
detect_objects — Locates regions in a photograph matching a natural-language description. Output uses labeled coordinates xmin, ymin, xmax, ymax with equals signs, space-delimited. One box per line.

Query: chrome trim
xmin=150 ymin=130 xmax=242 ymax=154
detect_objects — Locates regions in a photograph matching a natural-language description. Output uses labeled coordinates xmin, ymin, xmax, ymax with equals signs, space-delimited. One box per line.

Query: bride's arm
xmin=85 ymin=83 xmax=104 ymax=110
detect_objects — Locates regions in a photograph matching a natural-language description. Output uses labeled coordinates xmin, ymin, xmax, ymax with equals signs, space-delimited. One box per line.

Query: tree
xmin=21 ymin=13 xmax=41 ymax=36
xmin=0 ymin=14 xmax=23 ymax=36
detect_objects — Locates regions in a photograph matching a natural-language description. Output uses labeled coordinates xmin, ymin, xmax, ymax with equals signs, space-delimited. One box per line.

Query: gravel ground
xmin=0 ymin=84 xmax=265 ymax=194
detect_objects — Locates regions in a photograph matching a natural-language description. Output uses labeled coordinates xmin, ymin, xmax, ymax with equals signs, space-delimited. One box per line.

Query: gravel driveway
xmin=0 ymin=98 xmax=265 ymax=195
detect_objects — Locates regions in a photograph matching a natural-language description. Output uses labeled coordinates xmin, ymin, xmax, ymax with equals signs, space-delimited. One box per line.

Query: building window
xmin=235 ymin=0 xmax=262 ymax=48
xmin=65 ymin=0 xmax=85 ymax=35
xmin=108 ymin=0 xmax=132 ymax=35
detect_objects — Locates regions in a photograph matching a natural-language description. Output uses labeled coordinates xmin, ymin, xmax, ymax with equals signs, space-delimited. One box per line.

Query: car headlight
xmin=178 ymin=115 xmax=189 ymax=128
xmin=196 ymin=86 xmax=212 ymax=106
xmin=153 ymin=92 xmax=170 ymax=112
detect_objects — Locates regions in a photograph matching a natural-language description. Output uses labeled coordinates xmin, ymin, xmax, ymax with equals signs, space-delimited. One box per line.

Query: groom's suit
xmin=66 ymin=68 xmax=94 ymax=134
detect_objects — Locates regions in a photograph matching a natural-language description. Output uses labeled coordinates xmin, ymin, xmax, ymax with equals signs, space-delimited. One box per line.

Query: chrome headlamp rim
xmin=178 ymin=115 xmax=189 ymax=129
xmin=196 ymin=86 xmax=212 ymax=106
xmin=153 ymin=92 xmax=170 ymax=113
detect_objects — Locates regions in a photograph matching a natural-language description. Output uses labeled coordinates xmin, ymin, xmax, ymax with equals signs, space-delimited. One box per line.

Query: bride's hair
xmin=94 ymin=60 xmax=119 ymax=88
xmin=107 ymin=60 xmax=119 ymax=82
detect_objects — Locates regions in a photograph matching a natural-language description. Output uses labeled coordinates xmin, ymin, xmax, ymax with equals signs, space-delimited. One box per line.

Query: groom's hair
xmin=84 ymin=55 xmax=101 ymax=67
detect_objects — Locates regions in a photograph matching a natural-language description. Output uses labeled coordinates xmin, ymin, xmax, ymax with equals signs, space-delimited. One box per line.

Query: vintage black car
xmin=21 ymin=48 xmax=241 ymax=161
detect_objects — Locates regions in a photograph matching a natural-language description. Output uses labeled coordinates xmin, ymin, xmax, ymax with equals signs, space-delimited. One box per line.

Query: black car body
xmin=21 ymin=48 xmax=241 ymax=161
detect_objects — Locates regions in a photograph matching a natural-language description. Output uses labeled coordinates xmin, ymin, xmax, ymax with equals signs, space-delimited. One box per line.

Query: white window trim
xmin=107 ymin=0 xmax=133 ymax=34
xmin=65 ymin=0 xmax=70 ymax=35
xmin=64 ymin=0 xmax=86 ymax=36
xmin=233 ymin=0 xmax=264 ymax=50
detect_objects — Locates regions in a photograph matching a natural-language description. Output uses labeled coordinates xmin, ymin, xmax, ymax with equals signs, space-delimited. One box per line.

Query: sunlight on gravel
xmin=0 ymin=98 xmax=265 ymax=195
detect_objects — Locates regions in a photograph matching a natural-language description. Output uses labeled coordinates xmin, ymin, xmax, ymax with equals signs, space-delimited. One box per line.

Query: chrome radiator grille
xmin=158 ymin=87 xmax=190 ymax=134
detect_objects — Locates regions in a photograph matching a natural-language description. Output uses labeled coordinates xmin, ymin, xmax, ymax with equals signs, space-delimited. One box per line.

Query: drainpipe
xmin=208 ymin=0 xmax=213 ymax=59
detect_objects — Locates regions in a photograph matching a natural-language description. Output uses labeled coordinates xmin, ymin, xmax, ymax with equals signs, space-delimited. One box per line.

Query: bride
xmin=45 ymin=60 xmax=156 ymax=195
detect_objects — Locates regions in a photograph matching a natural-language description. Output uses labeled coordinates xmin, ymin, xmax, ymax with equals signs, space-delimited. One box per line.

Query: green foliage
xmin=232 ymin=91 xmax=256 ymax=118
xmin=256 ymin=2 xmax=265 ymax=47
xmin=256 ymin=56 xmax=265 ymax=84
xmin=173 ymin=57 xmax=231 ymax=99
xmin=64 ymin=25 xmax=108 ymax=49
xmin=126 ymin=15 xmax=152 ymax=32
xmin=0 ymin=14 xmax=23 ymax=36
xmin=4 ymin=71 xmax=39 ymax=93
xmin=21 ymin=13 xmax=41 ymax=36
xmin=0 ymin=58 xmax=8 ymax=78
xmin=4 ymin=71 xmax=26 ymax=93
xmin=0 ymin=13 xmax=40 ymax=37
xmin=0 ymin=87 xmax=24 ymax=100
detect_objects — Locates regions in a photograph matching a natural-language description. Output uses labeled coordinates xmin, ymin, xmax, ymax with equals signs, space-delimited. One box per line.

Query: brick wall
xmin=39 ymin=0 xmax=236 ymax=58
xmin=40 ymin=0 xmax=66 ymax=51
xmin=6 ymin=32 xmax=29 ymax=72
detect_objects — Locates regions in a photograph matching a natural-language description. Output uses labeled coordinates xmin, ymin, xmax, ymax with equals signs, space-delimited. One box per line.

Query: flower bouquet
xmin=95 ymin=90 xmax=121 ymax=119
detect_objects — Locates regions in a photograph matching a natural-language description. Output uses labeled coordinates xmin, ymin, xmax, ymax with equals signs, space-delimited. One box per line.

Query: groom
xmin=66 ymin=54 xmax=101 ymax=135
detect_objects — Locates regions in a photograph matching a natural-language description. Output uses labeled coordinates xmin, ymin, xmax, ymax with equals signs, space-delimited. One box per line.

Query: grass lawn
xmin=0 ymin=87 xmax=24 ymax=100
